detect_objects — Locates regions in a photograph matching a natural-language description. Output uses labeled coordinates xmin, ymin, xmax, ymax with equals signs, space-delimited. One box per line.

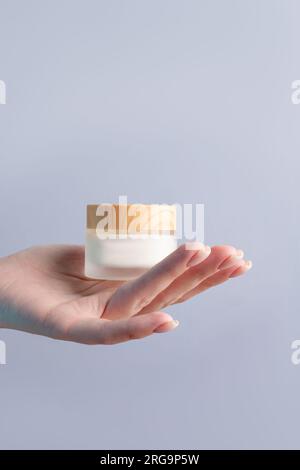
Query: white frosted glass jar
xmin=85 ymin=203 xmax=177 ymax=280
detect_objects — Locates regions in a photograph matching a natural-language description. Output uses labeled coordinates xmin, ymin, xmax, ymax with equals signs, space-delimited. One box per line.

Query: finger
xmin=173 ymin=259 xmax=251 ymax=304
xmin=137 ymin=245 xmax=241 ymax=314
xmin=229 ymin=260 xmax=252 ymax=278
xmin=65 ymin=312 xmax=179 ymax=345
xmin=102 ymin=242 xmax=207 ymax=320
xmin=217 ymin=249 xmax=244 ymax=270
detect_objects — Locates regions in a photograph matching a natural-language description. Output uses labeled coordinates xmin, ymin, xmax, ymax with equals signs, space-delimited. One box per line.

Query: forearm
xmin=0 ymin=254 xmax=21 ymax=329
xmin=0 ymin=256 xmax=10 ymax=328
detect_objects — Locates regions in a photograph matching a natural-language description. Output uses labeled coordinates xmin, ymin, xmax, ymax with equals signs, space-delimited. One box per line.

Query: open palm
xmin=0 ymin=243 xmax=251 ymax=344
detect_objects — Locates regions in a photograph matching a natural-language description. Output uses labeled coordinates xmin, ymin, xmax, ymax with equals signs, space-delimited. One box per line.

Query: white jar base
xmin=85 ymin=233 xmax=177 ymax=280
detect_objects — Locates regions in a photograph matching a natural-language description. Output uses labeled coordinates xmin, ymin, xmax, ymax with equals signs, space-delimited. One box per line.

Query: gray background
xmin=0 ymin=0 xmax=299 ymax=449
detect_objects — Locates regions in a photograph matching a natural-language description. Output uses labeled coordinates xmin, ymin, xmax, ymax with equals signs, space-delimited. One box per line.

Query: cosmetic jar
xmin=85 ymin=203 xmax=177 ymax=280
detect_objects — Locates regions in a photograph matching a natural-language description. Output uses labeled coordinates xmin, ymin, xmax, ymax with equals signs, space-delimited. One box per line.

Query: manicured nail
xmin=245 ymin=260 xmax=252 ymax=270
xmin=187 ymin=245 xmax=211 ymax=267
xmin=154 ymin=320 xmax=179 ymax=333
xmin=184 ymin=241 xmax=205 ymax=251
xmin=236 ymin=249 xmax=244 ymax=258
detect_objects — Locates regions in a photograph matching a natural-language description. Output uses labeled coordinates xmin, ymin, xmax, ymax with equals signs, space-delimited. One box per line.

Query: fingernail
xmin=154 ymin=320 xmax=179 ymax=333
xmin=187 ymin=245 xmax=211 ymax=267
xmin=218 ymin=252 xmax=245 ymax=270
xmin=184 ymin=241 xmax=205 ymax=251
xmin=245 ymin=260 xmax=252 ymax=270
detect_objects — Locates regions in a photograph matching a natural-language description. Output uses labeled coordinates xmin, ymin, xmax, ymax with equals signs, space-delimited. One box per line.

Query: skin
xmin=0 ymin=243 xmax=252 ymax=345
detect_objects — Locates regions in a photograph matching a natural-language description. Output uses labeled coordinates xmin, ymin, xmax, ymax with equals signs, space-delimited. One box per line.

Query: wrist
xmin=0 ymin=254 xmax=18 ymax=329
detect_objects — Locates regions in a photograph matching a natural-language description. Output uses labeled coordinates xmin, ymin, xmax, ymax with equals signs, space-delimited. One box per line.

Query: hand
xmin=0 ymin=243 xmax=252 ymax=345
